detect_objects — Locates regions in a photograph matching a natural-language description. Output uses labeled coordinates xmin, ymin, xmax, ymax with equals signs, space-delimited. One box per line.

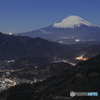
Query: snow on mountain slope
xmin=13 ymin=15 xmax=100 ymax=44
xmin=53 ymin=15 xmax=98 ymax=28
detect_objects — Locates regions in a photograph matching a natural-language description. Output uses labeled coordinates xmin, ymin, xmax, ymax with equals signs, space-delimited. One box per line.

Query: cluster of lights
xmin=61 ymin=37 xmax=74 ymax=39
xmin=75 ymin=39 xmax=80 ymax=42
xmin=9 ymin=33 xmax=13 ymax=35
xmin=76 ymin=55 xmax=88 ymax=61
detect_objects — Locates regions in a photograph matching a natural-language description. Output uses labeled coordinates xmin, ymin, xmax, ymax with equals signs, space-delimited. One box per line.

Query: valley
xmin=0 ymin=15 xmax=100 ymax=100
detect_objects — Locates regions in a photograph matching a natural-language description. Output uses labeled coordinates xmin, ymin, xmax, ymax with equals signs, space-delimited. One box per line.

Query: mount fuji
xmin=14 ymin=15 xmax=100 ymax=44
xmin=53 ymin=15 xmax=97 ymax=28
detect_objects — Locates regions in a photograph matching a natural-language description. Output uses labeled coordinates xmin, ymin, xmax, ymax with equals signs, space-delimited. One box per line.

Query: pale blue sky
xmin=0 ymin=0 xmax=100 ymax=34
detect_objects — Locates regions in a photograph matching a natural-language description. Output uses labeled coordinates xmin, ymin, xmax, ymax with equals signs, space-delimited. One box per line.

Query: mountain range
xmin=0 ymin=32 xmax=69 ymax=60
xmin=14 ymin=15 xmax=100 ymax=44
xmin=0 ymin=32 xmax=100 ymax=61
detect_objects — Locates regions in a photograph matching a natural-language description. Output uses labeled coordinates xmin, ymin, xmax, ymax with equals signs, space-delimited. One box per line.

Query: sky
xmin=0 ymin=0 xmax=100 ymax=34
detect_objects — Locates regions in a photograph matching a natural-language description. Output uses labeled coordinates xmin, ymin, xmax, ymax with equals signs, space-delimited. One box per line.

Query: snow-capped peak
xmin=52 ymin=15 xmax=97 ymax=28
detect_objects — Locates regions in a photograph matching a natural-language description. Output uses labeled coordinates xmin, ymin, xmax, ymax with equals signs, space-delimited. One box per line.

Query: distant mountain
xmin=14 ymin=15 xmax=100 ymax=44
xmin=52 ymin=15 xmax=97 ymax=28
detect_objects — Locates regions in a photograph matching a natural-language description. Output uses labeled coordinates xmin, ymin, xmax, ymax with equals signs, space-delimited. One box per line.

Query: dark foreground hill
xmin=8 ymin=60 xmax=73 ymax=80
xmin=1 ymin=54 xmax=100 ymax=100
xmin=6 ymin=56 xmax=73 ymax=80
xmin=7 ymin=56 xmax=51 ymax=69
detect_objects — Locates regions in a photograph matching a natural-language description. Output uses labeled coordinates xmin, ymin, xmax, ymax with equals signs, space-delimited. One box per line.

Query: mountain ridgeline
xmin=0 ymin=32 xmax=100 ymax=62
xmin=0 ymin=32 xmax=68 ymax=60
xmin=14 ymin=15 xmax=100 ymax=44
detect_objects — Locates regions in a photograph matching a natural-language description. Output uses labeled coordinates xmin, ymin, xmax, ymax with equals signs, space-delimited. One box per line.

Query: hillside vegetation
xmin=1 ymin=55 xmax=100 ymax=100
